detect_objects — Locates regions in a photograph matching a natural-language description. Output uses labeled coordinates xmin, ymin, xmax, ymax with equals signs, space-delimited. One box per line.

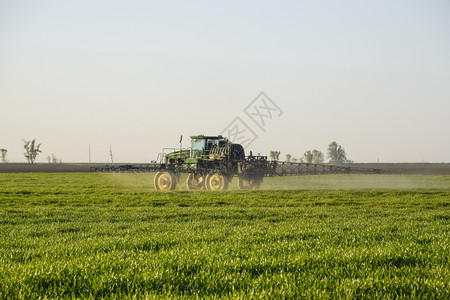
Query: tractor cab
xmin=190 ymin=135 xmax=226 ymax=159
xmin=163 ymin=135 xmax=244 ymax=165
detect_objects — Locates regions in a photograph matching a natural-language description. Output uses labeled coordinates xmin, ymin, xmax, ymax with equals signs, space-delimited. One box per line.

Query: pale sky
xmin=1 ymin=0 xmax=449 ymax=163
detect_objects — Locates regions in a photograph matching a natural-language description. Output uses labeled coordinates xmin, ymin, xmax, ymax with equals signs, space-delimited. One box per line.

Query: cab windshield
xmin=192 ymin=139 xmax=206 ymax=151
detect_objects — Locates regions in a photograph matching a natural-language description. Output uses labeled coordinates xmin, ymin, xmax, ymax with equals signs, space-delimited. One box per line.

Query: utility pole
xmin=109 ymin=146 xmax=114 ymax=165
xmin=88 ymin=144 xmax=91 ymax=164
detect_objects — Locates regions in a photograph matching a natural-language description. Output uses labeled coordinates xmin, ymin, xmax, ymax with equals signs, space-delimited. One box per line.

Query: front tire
xmin=154 ymin=172 xmax=177 ymax=190
xmin=205 ymin=173 xmax=229 ymax=191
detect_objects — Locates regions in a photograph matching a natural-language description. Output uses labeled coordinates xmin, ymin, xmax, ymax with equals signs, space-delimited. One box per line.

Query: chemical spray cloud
xmin=220 ymin=92 xmax=283 ymax=148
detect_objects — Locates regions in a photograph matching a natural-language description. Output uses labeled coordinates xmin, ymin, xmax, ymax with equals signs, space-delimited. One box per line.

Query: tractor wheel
xmin=186 ymin=173 xmax=205 ymax=190
xmin=238 ymin=177 xmax=261 ymax=190
xmin=205 ymin=173 xmax=229 ymax=191
xmin=154 ymin=172 xmax=177 ymax=190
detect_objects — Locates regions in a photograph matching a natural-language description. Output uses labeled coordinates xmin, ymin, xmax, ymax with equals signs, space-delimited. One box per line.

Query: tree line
xmin=269 ymin=141 xmax=350 ymax=164
xmin=2 ymin=139 xmax=350 ymax=165
xmin=0 ymin=139 xmax=58 ymax=164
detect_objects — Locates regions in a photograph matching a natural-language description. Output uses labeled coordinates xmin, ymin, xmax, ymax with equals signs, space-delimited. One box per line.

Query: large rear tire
xmin=238 ymin=177 xmax=261 ymax=190
xmin=186 ymin=173 xmax=205 ymax=190
xmin=205 ymin=173 xmax=229 ymax=191
xmin=154 ymin=172 xmax=177 ymax=190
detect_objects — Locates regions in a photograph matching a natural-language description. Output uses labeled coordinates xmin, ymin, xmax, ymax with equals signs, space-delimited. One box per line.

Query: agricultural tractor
xmin=92 ymin=135 xmax=380 ymax=190
xmin=154 ymin=135 xmax=266 ymax=191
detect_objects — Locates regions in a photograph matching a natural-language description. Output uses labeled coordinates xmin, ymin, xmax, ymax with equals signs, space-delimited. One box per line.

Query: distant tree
xmin=47 ymin=154 xmax=60 ymax=164
xmin=303 ymin=150 xmax=313 ymax=163
xmin=327 ymin=141 xmax=347 ymax=164
xmin=0 ymin=149 xmax=7 ymax=163
xmin=23 ymin=139 xmax=42 ymax=164
xmin=301 ymin=150 xmax=324 ymax=164
xmin=292 ymin=157 xmax=298 ymax=163
xmin=285 ymin=154 xmax=292 ymax=162
xmin=275 ymin=151 xmax=280 ymax=160
xmin=312 ymin=150 xmax=324 ymax=164
xmin=269 ymin=150 xmax=281 ymax=161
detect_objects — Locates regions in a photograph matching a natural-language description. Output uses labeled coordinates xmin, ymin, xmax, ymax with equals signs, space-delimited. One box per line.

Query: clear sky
xmin=1 ymin=0 xmax=449 ymax=163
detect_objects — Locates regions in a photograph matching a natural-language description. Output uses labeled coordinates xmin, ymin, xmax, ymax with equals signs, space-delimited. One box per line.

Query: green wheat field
xmin=1 ymin=173 xmax=449 ymax=298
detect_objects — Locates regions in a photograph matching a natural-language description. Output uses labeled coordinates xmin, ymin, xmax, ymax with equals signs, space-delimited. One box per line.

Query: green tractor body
xmin=156 ymin=135 xmax=258 ymax=191
xmin=164 ymin=135 xmax=245 ymax=166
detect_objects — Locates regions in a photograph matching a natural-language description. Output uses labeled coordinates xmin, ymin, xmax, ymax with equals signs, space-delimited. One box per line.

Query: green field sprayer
xmin=155 ymin=135 xmax=267 ymax=190
xmin=92 ymin=134 xmax=380 ymax=190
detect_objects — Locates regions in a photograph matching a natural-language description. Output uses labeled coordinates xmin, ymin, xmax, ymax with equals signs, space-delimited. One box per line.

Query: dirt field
xmin=0 ymin=163 xmax=96 ymax=173
xmin=1 ymin=163 xmax=450 ymax=175
xmin=351 ymin=163 xmax=450 ymax=175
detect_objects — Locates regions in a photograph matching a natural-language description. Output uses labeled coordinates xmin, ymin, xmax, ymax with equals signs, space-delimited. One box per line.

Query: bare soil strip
xmin=1 ymin=163 xmax=450 ymax=175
